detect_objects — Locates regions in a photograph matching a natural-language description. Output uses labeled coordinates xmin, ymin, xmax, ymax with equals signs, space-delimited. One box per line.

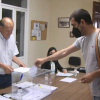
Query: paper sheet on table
xmin=60 ymin=77 xmax=77 ymax=83
xmin=35 ymin=84 xmax=58 ymax=92
xmin=26 ymin=84 xmax=58 ymax=93
xmin=56 ymin=72 xmax=74 ymax=77
xmin=23 ymin=89 xmax=50 ymax=100
xmin=0 ymin=95 xmax=11 ymax=100
xmin=3 ymin=94 xmax=11 ymax=99
xmin=14 ymin=82 xmax=33 ymax=88
xmin=14 ymin=67 xmax=30 ymax=73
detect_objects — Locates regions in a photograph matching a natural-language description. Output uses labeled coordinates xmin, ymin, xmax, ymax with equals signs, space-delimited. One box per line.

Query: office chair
xmin=66 ymin=56 xmax=81 ymax=71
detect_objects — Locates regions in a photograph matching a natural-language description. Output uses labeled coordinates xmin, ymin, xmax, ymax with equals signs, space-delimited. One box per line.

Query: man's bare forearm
xmin=0 ymin=62 xmax=5 ymax=68
xmin=92 ymin=69 xmax=100 ymax=78
xmin=12 ymin=56 xmax=21 ymax=65
xmin=43 ymin=45 xmax=79 ymax=62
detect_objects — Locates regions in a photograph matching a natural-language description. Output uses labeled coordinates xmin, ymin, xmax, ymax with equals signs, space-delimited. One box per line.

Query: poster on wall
xmin=37 ymin=31 xmax=41 ymax=40
xmin=34 ymin=23 xmax=39 ymax=30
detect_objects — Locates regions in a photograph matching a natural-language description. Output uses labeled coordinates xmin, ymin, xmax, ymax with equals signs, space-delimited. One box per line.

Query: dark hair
xmin=0 ymin=20 xmax=4 ymax=27
xmin=47 ymin=47 xmax=57 ymax=56
xmin=70 ymin=9 xmax=93 ymax=24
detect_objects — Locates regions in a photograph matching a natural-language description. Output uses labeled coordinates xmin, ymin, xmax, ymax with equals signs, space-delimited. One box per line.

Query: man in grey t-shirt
xmin=34 ymin=9 xmax=100 ymax=100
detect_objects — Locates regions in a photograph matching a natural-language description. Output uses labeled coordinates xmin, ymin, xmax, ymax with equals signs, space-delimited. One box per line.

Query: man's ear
xmin=81 ymin=19 xmax=85 ymax=25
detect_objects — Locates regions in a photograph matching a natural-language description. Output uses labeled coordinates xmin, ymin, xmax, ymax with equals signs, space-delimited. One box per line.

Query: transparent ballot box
xmin=11 ymin=68 xmax=52 ymax=100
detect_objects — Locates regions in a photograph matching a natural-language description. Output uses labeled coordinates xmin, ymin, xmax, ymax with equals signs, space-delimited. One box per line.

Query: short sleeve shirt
xmin=73 ymin=30 xmax=100 ymax=96
xmin=0 ymin=33 xmax=19 ymax=74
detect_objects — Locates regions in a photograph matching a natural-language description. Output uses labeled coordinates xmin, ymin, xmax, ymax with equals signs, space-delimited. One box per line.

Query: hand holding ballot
xmin=34 ymin=58 xmax=45 ymax=67
xmin=29 ymin=65 xmax=37 ymax=77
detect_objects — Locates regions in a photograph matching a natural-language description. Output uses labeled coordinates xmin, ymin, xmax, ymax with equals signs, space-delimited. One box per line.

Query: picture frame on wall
xmin=58 ymin=17 xmax=70 ymax=28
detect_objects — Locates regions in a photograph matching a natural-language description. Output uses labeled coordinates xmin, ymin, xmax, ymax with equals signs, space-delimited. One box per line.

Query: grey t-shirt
xmin=73 ymin=30 xmax=100 ymax=96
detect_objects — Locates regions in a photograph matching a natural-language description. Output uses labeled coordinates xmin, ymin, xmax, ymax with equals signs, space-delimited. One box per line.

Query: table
xmin=0 ymin=73 xmax=92 ymax=100
xmin=44 ymin=73 xmax=92 ymax=100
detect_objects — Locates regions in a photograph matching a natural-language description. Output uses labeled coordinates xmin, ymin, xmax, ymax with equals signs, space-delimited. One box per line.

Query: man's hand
xmin=80 ymin=73 xmax=95 ymax=84
xmin=12 ymin=56 xmax=26 ymax=68
xmin=63 ymin=69 xmax=67 ymax=73
xmin=3 ymin=65 xmax=14 ymax=74
xmin=34 ymin=58 xmax=45 ymax=67
xmin=19 ymin=62 xmax=26 ymax=68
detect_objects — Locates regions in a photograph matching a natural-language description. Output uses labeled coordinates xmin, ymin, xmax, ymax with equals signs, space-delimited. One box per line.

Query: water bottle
xmin=45 ymin=74 xmax=48 ymax=84
xmin=74 ymin=68 xmax=77 ymax=77
xmin=51 ymin=62 xmax=55 ymax=74
xmin=50 ymin=62 xmax=55 ymax=80
xmin=17 ymin=87 xmax=22 ymax=100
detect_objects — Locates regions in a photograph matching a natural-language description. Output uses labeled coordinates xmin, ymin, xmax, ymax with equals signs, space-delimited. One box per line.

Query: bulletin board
xmin=31 ymin=20 xmax=48 ymax=41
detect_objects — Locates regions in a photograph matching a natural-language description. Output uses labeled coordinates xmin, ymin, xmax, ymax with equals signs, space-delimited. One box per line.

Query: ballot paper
xmin=0 ymin=95 xmax=11 ymax=100
xmin=56 ymin=72 xmax=74 ymax=77
xmin=14 ymin=81 xmax=33 ymax=88
xmin=14 ymin=67 xmax=30 ymax=73
xmin=60 ymin=77 xmax=77 ymax=83
xmin=29 ymin=65 xmax=37 ymax=77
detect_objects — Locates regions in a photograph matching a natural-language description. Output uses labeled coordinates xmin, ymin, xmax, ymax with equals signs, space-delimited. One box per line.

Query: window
xmin=2 ymin=8 xmax=12 ymax=18
xmin=16 ymin=11 xmax=25 ymax=57
xmin=1 ymin=0 xmax=27 ymax=8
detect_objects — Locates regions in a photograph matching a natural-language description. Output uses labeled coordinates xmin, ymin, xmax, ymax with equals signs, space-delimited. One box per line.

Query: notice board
xmin=31 ymin=20 xmax=48 ymax=41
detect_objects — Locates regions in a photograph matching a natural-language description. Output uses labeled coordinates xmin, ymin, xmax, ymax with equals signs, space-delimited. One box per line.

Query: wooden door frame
xmin=92 ymin=1 xmax=100 ymax=25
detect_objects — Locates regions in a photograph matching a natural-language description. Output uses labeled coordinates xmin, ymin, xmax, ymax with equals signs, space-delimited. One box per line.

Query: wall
xmin=28 ymin=0 xmax=98 ymax=68
xmin=49 ymin=0 xmax=98 ymax=68
xmin=28 ymin=0 xmax=50 ymax=67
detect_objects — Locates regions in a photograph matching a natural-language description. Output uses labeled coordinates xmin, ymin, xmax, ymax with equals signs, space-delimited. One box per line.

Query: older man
xmin=0 ymin=17 xmax=26 ymax=89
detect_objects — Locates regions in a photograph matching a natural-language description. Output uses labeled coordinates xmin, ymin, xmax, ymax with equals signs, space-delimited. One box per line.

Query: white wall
xmin=28 ymin=0 xmax=50 ymax=67
xmin=28 ymin=0 xmax=98 ymax=68
xmin=48 ymin=0 xmax=98 ymax=68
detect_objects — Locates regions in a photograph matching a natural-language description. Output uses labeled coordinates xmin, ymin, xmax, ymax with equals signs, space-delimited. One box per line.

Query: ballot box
xmin=11 ymin=68 xmax=52 ymax=100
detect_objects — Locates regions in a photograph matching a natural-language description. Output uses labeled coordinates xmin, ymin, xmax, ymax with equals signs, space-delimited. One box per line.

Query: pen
xmin=20 ymin=74 xmax=23 ymax=81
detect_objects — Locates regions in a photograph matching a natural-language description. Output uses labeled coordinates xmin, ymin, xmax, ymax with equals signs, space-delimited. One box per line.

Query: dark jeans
xmin=0 ymin=74 xmax=12 ymax=89
xmin=93 ymin=96 xmax=100 ymax=100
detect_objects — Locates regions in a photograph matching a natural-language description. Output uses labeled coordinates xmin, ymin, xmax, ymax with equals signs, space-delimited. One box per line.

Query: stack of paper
xmin=14 ymin=82 xmax=33 ymax=88
xmin=56 ymin=72 xmax=74 ymax=77
xmin=12 ymin=81 xmax=58 ymax=100
xmin=60 ymin=77 xmax=77 ymax=83
xmin=14 ymin=81 xmax=58 ymax=92
xmin=23 ymin=84 xmax=58 ymax=100
xmin=0 ymin=95 xmax=11 ymax=100
xmin=14 ymin=67 xmax=30 ymax=73
xmin=2 ymin=94 xmax=11 ymax=99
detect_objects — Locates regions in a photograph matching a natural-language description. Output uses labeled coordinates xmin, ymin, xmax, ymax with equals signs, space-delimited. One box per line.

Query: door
xmin=92 ymin=1 xmax=100 ymax=28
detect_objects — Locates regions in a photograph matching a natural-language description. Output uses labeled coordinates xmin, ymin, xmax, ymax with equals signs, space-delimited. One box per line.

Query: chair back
xmin=68 ymin=56 xmax=81 ymax=67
